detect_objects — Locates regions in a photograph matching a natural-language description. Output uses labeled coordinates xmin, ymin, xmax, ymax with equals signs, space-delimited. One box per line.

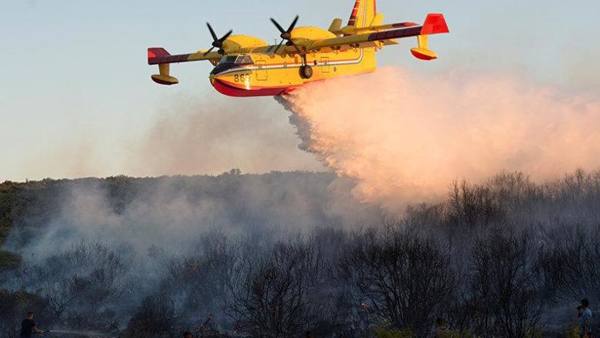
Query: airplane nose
xmin=209 ymin=73 xmax=222 ymax=85
xmin=209 ymin=71 xmax=225 ymax=83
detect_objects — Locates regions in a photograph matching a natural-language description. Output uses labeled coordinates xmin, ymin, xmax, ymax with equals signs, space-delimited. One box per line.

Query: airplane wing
xmin=305 ymin=13 xmax=448 ymax=52
xmin=147 ymin=47 xmax=222 ymax=85
xmin=148 ymin=48 xmax=222 ymax=65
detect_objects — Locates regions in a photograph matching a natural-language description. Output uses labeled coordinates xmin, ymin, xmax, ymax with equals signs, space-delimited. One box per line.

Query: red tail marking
xmin=421 ymin=14 xmax=449 ymax=35
xmin=147 ymin=47 xmax=172 ymax=65
xmin=348 ymin=0 xmax=360 ymax=25
xmin=147 ymin=47 xmax=170 ymax=61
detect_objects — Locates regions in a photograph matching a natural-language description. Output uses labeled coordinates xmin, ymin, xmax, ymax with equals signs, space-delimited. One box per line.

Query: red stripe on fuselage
xmin=211 ymin=79 xmax=295 ymax=97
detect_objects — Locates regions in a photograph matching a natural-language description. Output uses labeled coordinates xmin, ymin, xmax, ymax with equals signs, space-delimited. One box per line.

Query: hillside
xmin=1 ymin=170 xmax=600 ymax=337
xmin=0 ymin=172 xmax=383 ymax=271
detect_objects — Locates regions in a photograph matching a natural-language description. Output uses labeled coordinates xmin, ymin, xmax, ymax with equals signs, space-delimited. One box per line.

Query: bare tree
xmin=228 ymin=242 xmax=323 ymax=338
xmin=162 ymin=232 xmax=237 ymax=328
xmin=22 ymin=242 xmax=126 ymax=330
xmin=539 ymin=225 xmax=600 ymax=302
xmin=123 ymin=294 xmax=177 ymax=338
xmin=447 ymin=181 xmax=503 ymax=228
xmin=341 ymin=229 xmax=456 ymax=336
xmin=468 ymin=229 xmax=544 ymax=337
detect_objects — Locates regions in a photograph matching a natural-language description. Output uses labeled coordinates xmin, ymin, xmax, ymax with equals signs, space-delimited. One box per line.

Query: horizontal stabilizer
xmin=307 ymin=12 xmax=449 ymax=52
xmin=329 ymin=18 xmax=343 ymax=33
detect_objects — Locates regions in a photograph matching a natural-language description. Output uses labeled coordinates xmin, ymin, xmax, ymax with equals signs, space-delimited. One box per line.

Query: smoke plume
xmin=131 ymin=96 xmax=323 ymax=177
xmin=280 ymin=67 xmax=600 ymax=211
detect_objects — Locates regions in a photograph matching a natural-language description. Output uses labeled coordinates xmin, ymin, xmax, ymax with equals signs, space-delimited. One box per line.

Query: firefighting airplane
xmin=147 ymin=0 xmax=449 ymax=97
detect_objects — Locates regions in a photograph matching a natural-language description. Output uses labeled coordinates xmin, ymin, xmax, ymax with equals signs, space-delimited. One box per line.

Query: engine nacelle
xmin=222 ymin=35 xmax=268 ymax=54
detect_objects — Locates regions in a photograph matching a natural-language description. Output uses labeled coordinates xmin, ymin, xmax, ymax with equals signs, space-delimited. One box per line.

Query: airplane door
xmin=255 ymin=60 xmax=268 ymax=81
xmin=320 ymin=57 xmax=331 ymax=74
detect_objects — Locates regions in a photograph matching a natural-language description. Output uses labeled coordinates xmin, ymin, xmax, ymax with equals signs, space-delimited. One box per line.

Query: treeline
xmin=120 ymin=226 xmax=600 ymax=337
xmin=1 ymin=170 xmax=600 ymax=337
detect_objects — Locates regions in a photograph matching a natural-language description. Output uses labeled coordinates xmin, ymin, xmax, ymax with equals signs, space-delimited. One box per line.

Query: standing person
xmin=20 ymin=312 xmax=44 ymax=338
xmin=579 ymin=299 xmax=593 ymax=338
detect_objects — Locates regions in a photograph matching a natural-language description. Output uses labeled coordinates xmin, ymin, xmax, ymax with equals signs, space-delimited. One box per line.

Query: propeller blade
xmin=204 ymin=24 xmax=232 ymax=56
xmin=270 ymin=18 xmax=286 ymax=34
xmin=273 ymin=39 xmax=285 ymax=54
xmin=206 ymin=23 xmax=218 ymax=41
xmin=219 ymin=30 xmax=233 ymax=42
xmin=287 ymin=15 xmax=299 ymax=32
xmin=203 ymin=47 xmax=215 ymax=56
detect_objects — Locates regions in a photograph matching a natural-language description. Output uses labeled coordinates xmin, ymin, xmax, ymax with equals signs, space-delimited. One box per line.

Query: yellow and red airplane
xmin=147 ymin=0 xmax=449 ymax=97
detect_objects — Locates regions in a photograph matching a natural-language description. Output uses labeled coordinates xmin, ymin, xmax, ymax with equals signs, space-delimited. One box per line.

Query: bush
xmin=342 ymin=229 xmax=456 ymax=336
xmin=0 ymin=250 xmax=21 ymax=271
xmin=468 ymin=230 xmax=545 ymax=337
xmin=374 ymin=327 xmax=415 ymax=338
xmin=123 ymin=295 xmax=177 ymax=338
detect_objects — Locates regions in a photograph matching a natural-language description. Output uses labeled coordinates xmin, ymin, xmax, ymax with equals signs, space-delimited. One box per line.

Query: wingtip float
xmin=147 ymin=0 xmax=449 ymax=97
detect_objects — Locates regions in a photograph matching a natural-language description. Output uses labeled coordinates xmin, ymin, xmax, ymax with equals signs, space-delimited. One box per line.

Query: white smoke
xmin=7 ymin=174 xmax=385 ymax=265
xmin=280 ymin=67 xmax=600 ymax=212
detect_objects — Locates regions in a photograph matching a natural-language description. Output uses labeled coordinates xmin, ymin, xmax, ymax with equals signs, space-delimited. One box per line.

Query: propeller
xmin=270 ymin=15 xmax=301 ymax=54
xmin=204 ymin=22 xmax=233 ymax=56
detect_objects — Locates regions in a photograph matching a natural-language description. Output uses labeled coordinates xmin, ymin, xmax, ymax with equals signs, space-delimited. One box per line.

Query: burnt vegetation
xmin=1 ymin=170 xmax=600 ymax=337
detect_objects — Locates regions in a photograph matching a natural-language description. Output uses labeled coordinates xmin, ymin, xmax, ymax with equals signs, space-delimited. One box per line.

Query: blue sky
xmin=1 ymin=0 xmax=599 ymax=181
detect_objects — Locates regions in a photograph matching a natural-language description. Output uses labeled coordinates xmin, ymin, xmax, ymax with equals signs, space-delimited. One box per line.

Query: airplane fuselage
xmin=209 ymin=47 xmax=377 ymax=97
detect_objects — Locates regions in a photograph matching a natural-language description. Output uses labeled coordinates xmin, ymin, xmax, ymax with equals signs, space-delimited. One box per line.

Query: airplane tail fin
xmin=348 ymin=0 xmax=377 ymax=28
xmin=421 ymin=13 xmax=449 ymax=35
xmin=410 ymin=14 xmax=450 ymax=61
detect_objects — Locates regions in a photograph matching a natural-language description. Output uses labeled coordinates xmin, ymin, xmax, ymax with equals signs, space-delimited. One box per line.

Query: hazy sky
xmin=1 ymin=0 xmax=599 ymax=182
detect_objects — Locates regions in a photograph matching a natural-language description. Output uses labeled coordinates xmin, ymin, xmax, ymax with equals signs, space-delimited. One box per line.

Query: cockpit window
xmin=219 ymin=55 xmax=238 ymax=64
xmin=236 ymin=55 xmax=253 ymax=65
xmin=218 ymin=55 xmax=254 ymax=65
